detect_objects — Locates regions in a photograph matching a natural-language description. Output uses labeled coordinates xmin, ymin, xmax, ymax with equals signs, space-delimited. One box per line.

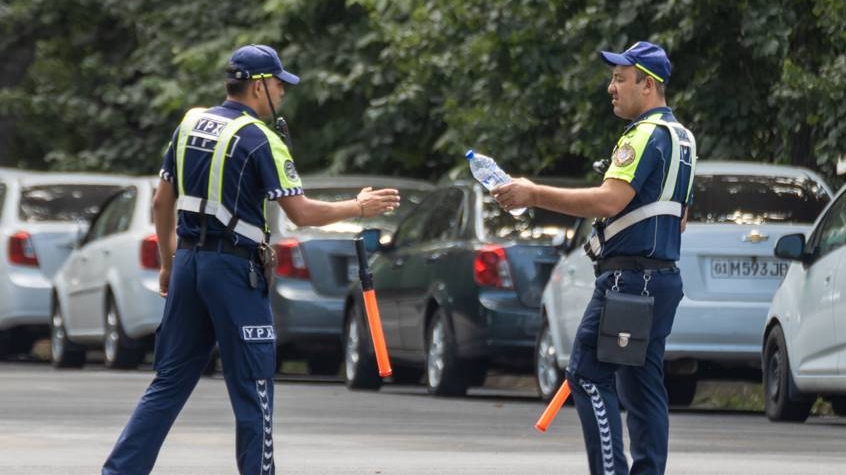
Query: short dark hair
xmin=225 ymin=65 xmax=250 ymax=97
xmin=635 ymin=69 xmax=666 ymax=98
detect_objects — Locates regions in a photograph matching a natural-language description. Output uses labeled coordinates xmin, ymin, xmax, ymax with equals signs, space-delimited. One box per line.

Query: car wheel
xmin=0 ymin=330 xmax=11 ymax=359
xmin=50 ymin=301 xmax=85 ymax=368
xmin=103 ymin=294 xmax=144 ymax=370
xmin=763 ymin=325 xmax=813 ymax=422
xmin=664 ymin=375 xmax=697 ymax=407
xmin=829 ymin=397 xmax=846 ymax=416
xmin=535 ymin=317 xmax=564 ymax=402
xmin=426 ymin=309 xmax=467 ymax=397
xmin=307 ymin=352 xmax=342 ymax=376
xmin=343 ymin=302 xmax=382 ymax=390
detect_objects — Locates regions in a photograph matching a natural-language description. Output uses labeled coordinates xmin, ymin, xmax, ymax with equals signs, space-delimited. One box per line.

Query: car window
xmin=392 ymin=193 xmax=441 ymax=248
xmin=482 ymin=193 xmax=578 ymax=245
xmin=283 ymin=186 xmax=430 ymax=234
xmin=688 ymin=174 xmax=829 ymax=225
xmin=420 ymin=188 xmax=464 ymax=242
xmin=18 ymin=184 xmax=127 ymax=222
xmin=85 ymin=187 xmax=138 ymax=244
xmin=809 ymin=192 xmax=846 ymax=258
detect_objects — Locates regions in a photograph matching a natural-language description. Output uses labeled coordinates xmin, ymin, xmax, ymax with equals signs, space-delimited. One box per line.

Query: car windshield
xmin=18 ymin=184 xmax=127 ymax=222
xmin=482 ymin=194 xmax=577 ymax=244
xmin=284 ymin=186 xmax=430 ymax=234
xmin=689 ymin=174 xmax=830 ymax=225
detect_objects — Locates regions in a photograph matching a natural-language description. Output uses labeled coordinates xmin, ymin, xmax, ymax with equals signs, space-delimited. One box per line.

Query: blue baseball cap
xmin=227 ymin=44 xmax=300 ymax=85
xmin=599 ymin=41 xmax=671 ymax=84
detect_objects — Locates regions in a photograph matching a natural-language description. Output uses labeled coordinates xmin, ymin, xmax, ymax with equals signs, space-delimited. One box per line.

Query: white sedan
xmin=536 ymin=161 xmax=832 ymax=404
xmin=763 ymin=183 xmax=846 ymax=421
xmin=51 ymin=176 xmax=162 ymax=369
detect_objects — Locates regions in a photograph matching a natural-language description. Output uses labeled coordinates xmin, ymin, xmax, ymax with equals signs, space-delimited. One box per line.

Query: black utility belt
xmin=593 ymin=255 xmax=676 ymax=277
xmin=178 ymin=236 xmax=256 ymax=261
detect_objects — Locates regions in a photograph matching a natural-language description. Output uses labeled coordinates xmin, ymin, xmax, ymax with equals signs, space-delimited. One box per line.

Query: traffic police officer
xmin=102 ymin=44 xmax=400 ymax=475
xmin=492 ymin=41 xmax=696 ymax=475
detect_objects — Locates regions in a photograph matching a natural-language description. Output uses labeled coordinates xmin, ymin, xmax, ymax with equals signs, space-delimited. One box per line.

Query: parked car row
xmin=535 ymin=161 xmax=839 ymax=418
xmin=4 ymin=161 xmax=843 ymax=418
xmin=1 ymin=168 xmax=136 ymax=359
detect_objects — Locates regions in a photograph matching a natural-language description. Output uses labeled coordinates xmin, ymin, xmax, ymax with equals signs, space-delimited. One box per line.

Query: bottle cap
xmin=465 ymin=149 xmax=475 ymax=160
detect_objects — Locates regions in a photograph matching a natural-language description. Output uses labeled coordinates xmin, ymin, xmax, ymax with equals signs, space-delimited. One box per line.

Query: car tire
xmin=535 ymin=317 xmax=565 ymax=402
xmin=343 ymin=301 xmax=382 ymax=390
xmin=425 ymin=309 xmax=467 ymax=397
xmin=50 ymin=301 xmax=86 ymax=369
xmin=763 ymin=325 xmax=813 ymax=422
xmin=103 ymin=294 xmax=145 ymax=370
xmin=307 ymin=352 xmax=342 ymax=376
xmin=829 ymin=397 xmax=846 ymax=416
xmin=664 ymin=375 xmax=697 ymax=407
xmin=0 ymin=330 xmax=11 ymax=360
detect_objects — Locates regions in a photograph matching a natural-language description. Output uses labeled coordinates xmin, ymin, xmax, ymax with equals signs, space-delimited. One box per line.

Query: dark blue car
xmin=343 ymin=178 xmax=579 ymax=396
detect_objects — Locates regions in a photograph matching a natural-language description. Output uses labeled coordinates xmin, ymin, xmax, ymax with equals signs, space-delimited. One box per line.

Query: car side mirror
xmin=773 ymin=233 xmax=806 ymax=261
xmin=551 ymin=230 xmax=567 ymax=254
xmin=359 ymin=228 xmax=384 ymax=253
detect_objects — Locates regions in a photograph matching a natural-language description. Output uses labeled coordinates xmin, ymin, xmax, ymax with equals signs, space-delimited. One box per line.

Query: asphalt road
xmin=0 ymin=362 xmax=844 ymax=475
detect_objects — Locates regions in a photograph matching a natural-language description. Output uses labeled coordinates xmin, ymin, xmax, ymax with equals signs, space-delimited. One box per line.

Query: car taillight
xmin=140 ymin=234 xmax=160 ymax=270
xmin=275 ymin=238 xmax=310 ymax=279
xmin=473 ymin=245 xmax=514 ymax=289
xmin=8 ymin=231 xmax=39 ymax=267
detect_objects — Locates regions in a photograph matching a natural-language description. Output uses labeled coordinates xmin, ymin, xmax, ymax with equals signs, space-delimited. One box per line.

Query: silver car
xmin=763 ymin=184 xmax=846 ymax=422
xmin=536 ymin=161 xmax=832 ymax=404
xmin=0 ymin=169 xmax=134 ymax=359
xmin=50 ymin=177 xmax=161 ymax=369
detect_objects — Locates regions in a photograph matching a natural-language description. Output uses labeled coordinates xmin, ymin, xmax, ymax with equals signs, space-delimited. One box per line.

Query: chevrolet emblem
xmin=743 ymin=230 xmax=769 ymax=243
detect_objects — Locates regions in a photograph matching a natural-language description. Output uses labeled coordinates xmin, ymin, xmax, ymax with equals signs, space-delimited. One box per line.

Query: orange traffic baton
xmin=534 ymin=380 xmax=571 ymax=432
xmin=354 ymin=237 xmax=392 ymax=377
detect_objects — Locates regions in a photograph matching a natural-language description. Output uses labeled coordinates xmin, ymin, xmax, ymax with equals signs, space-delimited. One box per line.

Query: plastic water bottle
xmin=465 ymin=149 xmax=526 ymax=216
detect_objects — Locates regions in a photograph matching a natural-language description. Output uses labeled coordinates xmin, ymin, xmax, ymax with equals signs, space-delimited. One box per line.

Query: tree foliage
xmin=0 ymin=0 xmax=843 ymax=186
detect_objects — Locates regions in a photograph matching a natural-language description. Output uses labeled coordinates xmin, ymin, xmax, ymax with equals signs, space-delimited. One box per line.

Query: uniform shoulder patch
xmin=284 ymin=160 xmax=299 ymax=182
xmin=612 ymin=143 xmax=636 ymax=167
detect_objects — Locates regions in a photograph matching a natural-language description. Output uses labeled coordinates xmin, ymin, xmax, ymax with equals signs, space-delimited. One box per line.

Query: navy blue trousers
xmin=103 ymin=248 xmax=277 ymax=475
xmin=566 ymin=268 xmax=682 ymax=475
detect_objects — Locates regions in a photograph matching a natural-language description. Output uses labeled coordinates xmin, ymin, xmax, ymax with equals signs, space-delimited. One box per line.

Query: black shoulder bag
xmin=597 ymin=270 xmax=654 ymax=366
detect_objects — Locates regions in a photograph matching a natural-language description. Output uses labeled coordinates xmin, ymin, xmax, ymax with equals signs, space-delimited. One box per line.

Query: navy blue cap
xmin=600 ymin=41 xmax=671 ymax=84
xmin=227 ymin=44 xmax=300 ymax=85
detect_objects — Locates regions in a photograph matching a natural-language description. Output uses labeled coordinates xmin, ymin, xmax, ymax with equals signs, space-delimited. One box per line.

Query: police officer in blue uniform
xmin=493 ymin=41 xmax=696 ymax=475
xmin=102 ymin=44 xmax=400 ymax=475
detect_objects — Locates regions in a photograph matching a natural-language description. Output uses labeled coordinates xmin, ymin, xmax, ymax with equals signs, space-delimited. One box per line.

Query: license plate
xmin=347 ymin=261 xmax=359 ymax=282
xmin=710 ymin=257 xmax=789 ymax=279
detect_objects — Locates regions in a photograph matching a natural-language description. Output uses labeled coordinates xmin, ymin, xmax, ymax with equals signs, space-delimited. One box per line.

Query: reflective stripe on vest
xmin=174 ymin=109 xmax=268 ymax=243
xmin=588 ymin=119 xmax=697 ymax=258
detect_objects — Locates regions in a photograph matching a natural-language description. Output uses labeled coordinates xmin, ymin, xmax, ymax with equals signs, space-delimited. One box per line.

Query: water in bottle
xmin=465 ymin=149 xmax=526 ymax=216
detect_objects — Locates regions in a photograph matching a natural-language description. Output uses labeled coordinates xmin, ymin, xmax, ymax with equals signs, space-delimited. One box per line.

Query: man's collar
xmin=221 ymin=100 xmax=260 ymax=118
xmin=624 ymin=106 xmax=672 ymax=132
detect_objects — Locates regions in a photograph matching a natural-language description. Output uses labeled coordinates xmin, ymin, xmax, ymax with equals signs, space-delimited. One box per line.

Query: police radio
xmin=274 ymin=116 xmax=293 ymax=152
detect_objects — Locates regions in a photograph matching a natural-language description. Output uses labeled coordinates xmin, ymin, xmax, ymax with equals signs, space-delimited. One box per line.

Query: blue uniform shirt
xmin=160 ymin=100 xmax=303 ymax=246
xmin=598 ymin=106 xmax=694 ymax=261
